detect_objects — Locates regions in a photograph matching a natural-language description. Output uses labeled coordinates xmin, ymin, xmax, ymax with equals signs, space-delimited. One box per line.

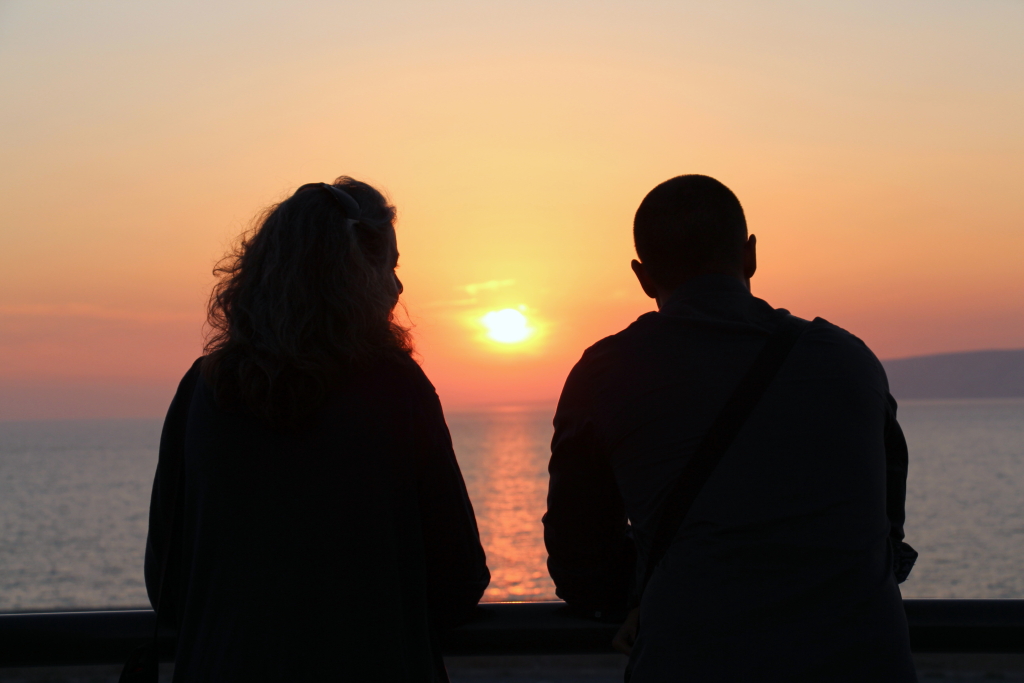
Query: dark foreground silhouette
xmin=545 ymin=175 xmax=918 ymax=682
xmin=143 ymin=179 xmax=488 ymax=683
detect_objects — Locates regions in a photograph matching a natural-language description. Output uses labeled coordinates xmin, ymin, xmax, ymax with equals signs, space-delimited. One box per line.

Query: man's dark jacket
xmin=544 ymin=275 xmax=917 ymax=682
xmin=147 ymin=354 xmax=489 ymax=682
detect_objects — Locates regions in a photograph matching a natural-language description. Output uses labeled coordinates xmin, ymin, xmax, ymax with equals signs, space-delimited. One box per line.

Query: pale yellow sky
xmin=1 ymin=0 xmax=1022 ymax=417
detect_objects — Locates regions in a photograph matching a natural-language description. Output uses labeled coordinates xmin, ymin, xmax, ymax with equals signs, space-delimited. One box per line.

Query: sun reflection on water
xmin=447 ymin=406 xmax=557 ymax=602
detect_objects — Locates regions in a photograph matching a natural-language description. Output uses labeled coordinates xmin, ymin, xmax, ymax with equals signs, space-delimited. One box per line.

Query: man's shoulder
xmin=803 ymin=316 xmax=877 ymax=356
xmin=800 ymin=317 xmax=889 ymax=388
xmin=556 ymin=313 xmax=661 ymax=407
xmin=573 ymin=311 xmax=663 ymax=373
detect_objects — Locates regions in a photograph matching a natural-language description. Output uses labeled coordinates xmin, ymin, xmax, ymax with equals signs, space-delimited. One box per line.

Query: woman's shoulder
xmin=174 ymin=357 xmax=206 ymax=403
xmin=342 ymin=352 xmax=441 ymax=409
xmin=313 ymin=353 xmax=445 ymax=440
xmin=371 ymin=351 xmax=433 ymax=389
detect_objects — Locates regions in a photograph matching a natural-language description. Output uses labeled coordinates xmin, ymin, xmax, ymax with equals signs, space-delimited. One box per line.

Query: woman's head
xmin=203 ymin=176 xmax=412 ymax=426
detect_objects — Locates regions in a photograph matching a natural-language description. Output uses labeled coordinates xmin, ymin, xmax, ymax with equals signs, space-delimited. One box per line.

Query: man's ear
xmin=631 ymin=259 xmax=660 ymax=300
xmin=742 ymin=235 xmax=757 ymax=282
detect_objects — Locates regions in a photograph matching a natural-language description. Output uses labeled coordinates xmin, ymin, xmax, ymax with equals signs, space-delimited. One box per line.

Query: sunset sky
xmin=1 ymin=0 xmax=1022 ymax=420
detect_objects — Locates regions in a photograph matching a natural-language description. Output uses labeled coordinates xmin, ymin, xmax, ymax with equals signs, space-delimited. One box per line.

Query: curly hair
xmin=202 ymin=176 xmax=413 ymax=427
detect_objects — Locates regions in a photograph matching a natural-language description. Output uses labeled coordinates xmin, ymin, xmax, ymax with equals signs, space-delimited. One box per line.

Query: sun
xmin=481 ymin=308 xmax=533 ymax=344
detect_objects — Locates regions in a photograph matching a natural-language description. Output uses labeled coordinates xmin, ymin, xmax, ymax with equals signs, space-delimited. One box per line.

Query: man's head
xmin=631 ymin=175 xmax=755 ymax=305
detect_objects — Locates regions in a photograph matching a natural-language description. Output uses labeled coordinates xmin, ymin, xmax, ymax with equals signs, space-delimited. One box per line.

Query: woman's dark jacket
xmin=145 ymin=354 xmax=489 ymax=682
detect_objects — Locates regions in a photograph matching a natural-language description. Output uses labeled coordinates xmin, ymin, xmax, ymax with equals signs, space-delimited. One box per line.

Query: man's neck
xmin=656 ymin=272 xmax=750 ymax=311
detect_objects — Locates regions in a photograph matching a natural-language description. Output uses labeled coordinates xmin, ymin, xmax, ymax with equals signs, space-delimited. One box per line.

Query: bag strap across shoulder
xmin=639 ymin=314 xmax=809 ymax=597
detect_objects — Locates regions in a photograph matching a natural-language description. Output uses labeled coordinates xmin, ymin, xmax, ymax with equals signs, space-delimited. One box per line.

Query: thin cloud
xmin=463 ymin=279 xmax=515 ymax=296
xmin=424 ymin=298 xmax=479 ymax=309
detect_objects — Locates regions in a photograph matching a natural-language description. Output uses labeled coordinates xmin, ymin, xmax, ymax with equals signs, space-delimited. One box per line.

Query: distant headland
xmin=882 ymin=349 xmax=1024 ymax=400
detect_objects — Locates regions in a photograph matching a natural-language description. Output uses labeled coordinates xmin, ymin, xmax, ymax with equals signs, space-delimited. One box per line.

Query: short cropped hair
xmin=633 ymin=175 xmax=747 ymax=289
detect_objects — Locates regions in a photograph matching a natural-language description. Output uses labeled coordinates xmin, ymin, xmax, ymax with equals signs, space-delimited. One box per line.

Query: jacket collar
xmin=660 ymin=274 xmax=751 ymax=314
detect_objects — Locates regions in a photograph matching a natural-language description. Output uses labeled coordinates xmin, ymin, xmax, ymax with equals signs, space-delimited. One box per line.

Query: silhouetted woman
xmin=145 ymin=178 xmax=489 ymax=682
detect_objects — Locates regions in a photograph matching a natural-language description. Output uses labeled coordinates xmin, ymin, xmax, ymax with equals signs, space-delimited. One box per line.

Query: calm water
xmin=0 ymin=399 xmax=1021 ymax=611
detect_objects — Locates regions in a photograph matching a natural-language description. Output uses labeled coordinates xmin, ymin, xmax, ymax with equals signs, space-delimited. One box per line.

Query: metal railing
xmin=0 ymin=600 xmax=1022 ymax=668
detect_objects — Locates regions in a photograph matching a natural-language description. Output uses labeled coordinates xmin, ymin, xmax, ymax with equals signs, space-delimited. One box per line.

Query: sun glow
xmin=481 ymin=308 xmax=533 ymax=344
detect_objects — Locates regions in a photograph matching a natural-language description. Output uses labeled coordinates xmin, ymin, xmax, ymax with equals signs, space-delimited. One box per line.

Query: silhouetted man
xmin=544 ymin=175 xmax=917 ymax=682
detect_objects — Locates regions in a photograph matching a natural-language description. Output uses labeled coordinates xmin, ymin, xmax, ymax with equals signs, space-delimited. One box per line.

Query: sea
xmin=0 ymin=399 xmax=1022 ymax=612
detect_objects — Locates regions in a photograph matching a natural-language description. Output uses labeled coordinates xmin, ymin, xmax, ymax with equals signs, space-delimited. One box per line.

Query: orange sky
xmin=1 ymin=1 xmax=1022 ymax=419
